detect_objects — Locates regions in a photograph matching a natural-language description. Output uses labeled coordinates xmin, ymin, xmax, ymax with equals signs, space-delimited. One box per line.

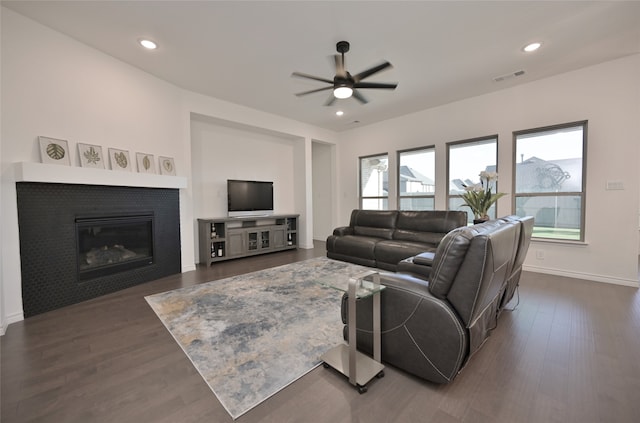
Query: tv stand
xmin=197 ymin=214 xmax=299 ymax=266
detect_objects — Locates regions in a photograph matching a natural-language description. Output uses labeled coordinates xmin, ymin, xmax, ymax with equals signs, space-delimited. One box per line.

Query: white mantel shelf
xmin=14 ymin=162 xmax=187 ymax=189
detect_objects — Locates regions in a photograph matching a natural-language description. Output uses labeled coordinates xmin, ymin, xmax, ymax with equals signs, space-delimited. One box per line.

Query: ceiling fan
xmin=292 ymin=41 xmax=397 ymax=106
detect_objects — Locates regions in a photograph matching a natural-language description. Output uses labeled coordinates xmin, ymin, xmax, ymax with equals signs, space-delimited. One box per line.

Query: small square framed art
xmin=136 ymin=152 xmax=156 ymax=174
xmin=39 ymin=136 xmax=71 ymax=166
xmin=108 ymin=148 xmax=132 ymax=172
xmin=78 ymin=143 xmax=105 ymax=168
xmin=158 ymin=156 xmax=176 ymax=176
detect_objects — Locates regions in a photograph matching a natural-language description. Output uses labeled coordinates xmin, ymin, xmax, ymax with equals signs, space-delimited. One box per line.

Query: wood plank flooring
xmin=2 ymin=242 xmax=640 ymax=422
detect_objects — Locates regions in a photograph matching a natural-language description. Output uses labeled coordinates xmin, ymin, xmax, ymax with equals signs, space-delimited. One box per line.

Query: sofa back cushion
xmin=447 ymin=221 xmax=520 ymax=326
xmin=393 ymin=210 xmax=467 ymax=245
xmin=396 ymin=210 xmax=467 ymax=233
xmin=499 ymin=215 xmax=534 ymax=307
xmin=350 ymin=210 xmax=397 ymax=240
xmin=500 ymin=215 xmax=534 ymax=278
xmin=428 ymin=227 xmax=474 ymax=299
xmin=392 ymin=229 xmax=445 ymax=245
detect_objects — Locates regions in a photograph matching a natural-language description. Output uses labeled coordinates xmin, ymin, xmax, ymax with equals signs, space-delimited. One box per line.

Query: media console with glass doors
xmin=197 ymin=214 xmax=299 ymax=265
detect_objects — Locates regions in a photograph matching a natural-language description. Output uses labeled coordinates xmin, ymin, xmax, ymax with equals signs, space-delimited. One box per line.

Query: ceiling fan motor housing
xmin=334 ymin=75 xmax=353 ymax=87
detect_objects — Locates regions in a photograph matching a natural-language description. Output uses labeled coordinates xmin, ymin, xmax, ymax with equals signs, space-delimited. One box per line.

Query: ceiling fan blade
xmin=334 ymin=54 xmax=347 ymax=78
xmin=352 ymin=89 xmax=369 ymax=104
xmin=324 ymin=95 xmax=337 ymax=107
xmin=291 ymin=72 xmax=334 ymax=85
xmin=353 ymin=61 xmax=393 ymax=82
xmin=295 ymin=86 xmax=334 ymax=96
xmin=353 ymin=81 xmax=398 ymax=90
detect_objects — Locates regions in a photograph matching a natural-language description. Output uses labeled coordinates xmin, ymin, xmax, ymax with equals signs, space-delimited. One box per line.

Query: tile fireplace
xmin=16 ymin=182 xmax=181 ymax=317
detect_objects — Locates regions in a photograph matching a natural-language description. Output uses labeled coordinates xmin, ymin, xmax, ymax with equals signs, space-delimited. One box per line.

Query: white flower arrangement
xmin=461 ymin=171 xmax=505 ymax=220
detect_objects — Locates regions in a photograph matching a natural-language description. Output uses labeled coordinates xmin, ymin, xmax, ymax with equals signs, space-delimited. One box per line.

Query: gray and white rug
xmin=145 ymin=257 xmax=371 ymax=419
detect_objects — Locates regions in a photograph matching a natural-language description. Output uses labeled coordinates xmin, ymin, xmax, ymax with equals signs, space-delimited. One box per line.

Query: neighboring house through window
xmin=398 ymin=147 xmax=435 ymax=210
xmin=514 ymin=121 xmax=587 ymax=241
xmin=360 ymin=153 xmax=389 ymax=210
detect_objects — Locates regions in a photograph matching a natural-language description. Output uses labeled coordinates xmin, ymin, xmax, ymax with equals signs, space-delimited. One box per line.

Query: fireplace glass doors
xmin=76 ymin=214 xmax=154 ymax=281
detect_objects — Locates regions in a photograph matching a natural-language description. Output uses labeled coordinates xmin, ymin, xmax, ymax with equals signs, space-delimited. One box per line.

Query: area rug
xmin=145 ymin=257 xmax=372 ymax=419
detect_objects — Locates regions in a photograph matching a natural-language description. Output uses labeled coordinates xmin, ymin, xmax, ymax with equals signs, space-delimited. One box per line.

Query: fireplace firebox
xmin=76 ymin=214 xmax=154 ymax=281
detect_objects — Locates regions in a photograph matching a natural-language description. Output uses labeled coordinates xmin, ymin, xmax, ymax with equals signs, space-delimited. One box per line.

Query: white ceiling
xmin=3 ymin=1 xmax=640 ymax=132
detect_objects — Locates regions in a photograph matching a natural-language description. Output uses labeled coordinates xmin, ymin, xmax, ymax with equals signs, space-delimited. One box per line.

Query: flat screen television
xmin=227 ymin=179 xmax=274 ymax=217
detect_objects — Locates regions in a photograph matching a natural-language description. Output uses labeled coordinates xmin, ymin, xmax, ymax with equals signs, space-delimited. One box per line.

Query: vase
xmin=473 ymin=218 xmax=489 ymax=225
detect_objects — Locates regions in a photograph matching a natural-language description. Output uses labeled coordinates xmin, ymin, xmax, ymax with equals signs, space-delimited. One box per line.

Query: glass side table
xmin=315 ymin=270 xmax=385 ymax=393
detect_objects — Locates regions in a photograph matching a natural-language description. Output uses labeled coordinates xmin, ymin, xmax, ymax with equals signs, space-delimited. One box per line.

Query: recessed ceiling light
xmin=336 ymin=111 xmax=344 ymax=116
xmin=139 ymin=39 xmax=157 ymax=50
xmin=523 ymin=42 xmax=541 ymax=53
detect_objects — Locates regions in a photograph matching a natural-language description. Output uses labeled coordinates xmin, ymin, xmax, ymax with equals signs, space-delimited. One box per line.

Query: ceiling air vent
xmin=492 ymin=70 xmax=525 ymax=83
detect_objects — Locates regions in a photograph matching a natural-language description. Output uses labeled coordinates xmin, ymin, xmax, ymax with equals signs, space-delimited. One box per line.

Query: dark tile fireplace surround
xmin=16 ymin=182 xmax=181 ymax=317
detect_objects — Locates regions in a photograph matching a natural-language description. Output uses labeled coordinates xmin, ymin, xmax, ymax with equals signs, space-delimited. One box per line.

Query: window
xmin=447 ymin=136 xmax=498 ymax=224
xmin=514 ymin=121 xmax=587 ymax=241
xmin=359 ymin=154 xmax=389 ymax=210
xmin=398 ymin=147 xmax=435 ymax=210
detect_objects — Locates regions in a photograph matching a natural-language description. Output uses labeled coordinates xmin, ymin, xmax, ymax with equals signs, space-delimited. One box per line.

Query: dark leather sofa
xmin=326 ymin=209 xmax=468 ymax=271
xmin=340 ymin=215 xmax=534 ymax=384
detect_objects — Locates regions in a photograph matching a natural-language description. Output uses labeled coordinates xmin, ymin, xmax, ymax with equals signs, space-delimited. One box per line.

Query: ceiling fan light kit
xmin=333 ymin=86 xmax=353 ymax=99
xmin=292 ymin=41 xmax=397 ymax=106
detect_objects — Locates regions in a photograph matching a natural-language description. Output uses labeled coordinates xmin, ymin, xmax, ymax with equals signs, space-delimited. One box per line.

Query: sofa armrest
xmin=396 ymin=252 xmax=435 ymax=280
xmin=332 ymin=226 xmax=354 ymax=236
xmin=341 ymin=272 xmax=468 ymax=384
xmin=412 ymin=252 xmax=435 ymax=266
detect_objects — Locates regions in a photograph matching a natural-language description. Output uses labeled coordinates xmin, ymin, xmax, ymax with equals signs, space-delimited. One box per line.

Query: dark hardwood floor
xmin=2 ymin=242 xmax=640 ymax=422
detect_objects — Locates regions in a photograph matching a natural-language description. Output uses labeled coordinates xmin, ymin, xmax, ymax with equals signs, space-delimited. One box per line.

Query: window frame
xmin=446 ymin=135 xmax=500 ymax=222
xmin=397 ymin=145 xmax=436 ymax=211
xmin=359 ymin=152 xmax=389 ymax=210
xmin=512 ymin=120 xmax=588 ymax=242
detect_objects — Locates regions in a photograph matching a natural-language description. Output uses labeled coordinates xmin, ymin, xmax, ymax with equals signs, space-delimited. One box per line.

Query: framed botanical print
xmin=39 ymin=136 xmax=71 ymax=166
xmin=108 ymin=148 xmax=132 ymax=172
xmin=136 ymin=152 xmax=156 ymax=174
xmin=78 ymin=143 xmax=105 ymax=168
xmin=158 ymin=156 xmax=176 ymax=176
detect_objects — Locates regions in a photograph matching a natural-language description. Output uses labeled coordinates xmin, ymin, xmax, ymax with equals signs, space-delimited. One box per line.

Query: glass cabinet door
xmin=261 ymin=230 xmax=270 ymax=248
xmin=248 ymin=231 xmax=258 ymax=250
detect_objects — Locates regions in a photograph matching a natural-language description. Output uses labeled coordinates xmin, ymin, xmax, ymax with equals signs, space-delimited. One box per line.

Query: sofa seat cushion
xmin=393 ymin=229 xmax=446 ymax=245
xmin=326 ymin=251 xmax=377 ymax=269
xmin=374 ymin=240 xmax=437 ymax=267
xmin=354 ymin=226 xmax=394 ymax=240
xmin=330 ymin=235 xmax=380 ymax=260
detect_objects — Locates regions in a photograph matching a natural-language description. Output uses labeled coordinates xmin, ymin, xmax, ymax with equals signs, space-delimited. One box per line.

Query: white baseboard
xmin=182 ymin=264 xmax=197 ymax=272
xmin=1 ymin=311 xmax=25 ymax=336
xmin=523 ymin=264 xmax=639 ymax=288
xmin=7 ymin=311 xmax=25 ymax=325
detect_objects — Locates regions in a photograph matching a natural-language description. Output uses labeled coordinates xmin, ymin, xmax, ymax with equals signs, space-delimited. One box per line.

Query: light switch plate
xmin=606 ymin=181 xmax=624 ymax=190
